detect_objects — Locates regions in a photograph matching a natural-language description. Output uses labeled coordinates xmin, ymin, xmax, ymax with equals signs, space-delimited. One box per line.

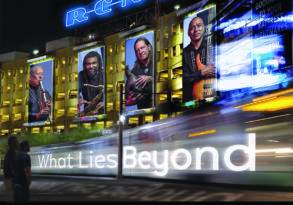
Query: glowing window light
xmin=2 ymin=129 xmax=9 ymax=134
xmin=14 ymin=113 xmax=22 ymax=120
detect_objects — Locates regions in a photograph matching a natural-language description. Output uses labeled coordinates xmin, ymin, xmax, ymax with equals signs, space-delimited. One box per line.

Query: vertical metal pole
xmin=117 ymin=84 xmax=123 ymax=179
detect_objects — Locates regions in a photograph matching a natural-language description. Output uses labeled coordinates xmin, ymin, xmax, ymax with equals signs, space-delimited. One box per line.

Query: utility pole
xmin=117 ymin=84 xmax=124 ymax=179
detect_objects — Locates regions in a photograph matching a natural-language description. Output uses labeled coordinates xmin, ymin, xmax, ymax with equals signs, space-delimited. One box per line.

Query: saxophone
xmin=39 ymin=81 xmax=51 ymax=122
xmin=78 ymin=84 xmax=104 ymax=117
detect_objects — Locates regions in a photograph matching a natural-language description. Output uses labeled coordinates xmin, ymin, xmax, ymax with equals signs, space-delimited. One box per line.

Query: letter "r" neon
xmin=66 ymin=8 xmax=88 ymax=27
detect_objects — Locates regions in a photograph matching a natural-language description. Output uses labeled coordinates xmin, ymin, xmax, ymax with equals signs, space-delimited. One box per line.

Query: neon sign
xmin=35 ymin=134 xmax=256 ymax=176
xmin=65 ymin=0 xmax=143 ymax=27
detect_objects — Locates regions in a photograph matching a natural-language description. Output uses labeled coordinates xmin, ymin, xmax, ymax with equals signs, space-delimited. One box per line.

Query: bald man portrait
xmin=28 ymin=65 xmax=52 ymax=123
xmin=183 ymin=16 xmax=216 ymax=102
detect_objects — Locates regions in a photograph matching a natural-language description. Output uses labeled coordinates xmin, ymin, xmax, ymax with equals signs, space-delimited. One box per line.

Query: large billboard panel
xmin=215 ymin=0 xmax=292 ymax=101
xmin=183 ymin=6 xmax=217 ymax=103
xmin=125 ymin=31 xmax=155 ymax=112
xmin=27 ymin=59 xmax=54 ymax=125
xmin=77 ymin=47 xmax=106 ymax=118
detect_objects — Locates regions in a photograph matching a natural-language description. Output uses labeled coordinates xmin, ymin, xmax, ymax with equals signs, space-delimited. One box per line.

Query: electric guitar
xmin=192 ymin=52 xmax=216 ymax=101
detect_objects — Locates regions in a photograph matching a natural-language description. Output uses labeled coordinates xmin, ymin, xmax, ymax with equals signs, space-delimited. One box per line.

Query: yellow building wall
xmin=0 ymin=9 xmax=185 ymax=135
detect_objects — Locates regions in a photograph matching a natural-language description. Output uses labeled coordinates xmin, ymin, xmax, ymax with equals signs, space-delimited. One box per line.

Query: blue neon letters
xmin=66 ymin=0 xmax=143 ymax=27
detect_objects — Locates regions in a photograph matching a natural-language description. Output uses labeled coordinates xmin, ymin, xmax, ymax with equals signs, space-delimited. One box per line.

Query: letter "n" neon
xmin=66 ymin=8 xmax=88 ymax=27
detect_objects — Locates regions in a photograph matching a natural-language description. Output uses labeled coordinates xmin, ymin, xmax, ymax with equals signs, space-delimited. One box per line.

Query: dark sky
xmin=0 ymin=0 xmax=84 ymax=53
xmin=0 ymin=0 xmax=199 ymax=54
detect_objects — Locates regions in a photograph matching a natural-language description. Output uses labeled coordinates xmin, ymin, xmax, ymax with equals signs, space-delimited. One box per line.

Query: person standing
xmin=3 ymin=135 xmax=19 ymax=202
xmin=13 ymin=140 xmax=31 ymax=203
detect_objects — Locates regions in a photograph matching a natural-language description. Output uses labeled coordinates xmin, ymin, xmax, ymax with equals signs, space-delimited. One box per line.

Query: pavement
xmin=1 ymin=175 xmax=293 ymax=202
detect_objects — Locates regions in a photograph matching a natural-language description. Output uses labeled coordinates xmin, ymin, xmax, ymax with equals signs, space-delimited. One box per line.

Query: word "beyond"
xmin=65 ymin=0 xmax=143 ymax=27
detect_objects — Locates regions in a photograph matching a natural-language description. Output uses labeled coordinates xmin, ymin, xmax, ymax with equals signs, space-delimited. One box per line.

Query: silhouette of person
xmin=13 ymin=140 xmax=31 ymax=203
xmin=3 ymin=135 xmax=19 ymax=202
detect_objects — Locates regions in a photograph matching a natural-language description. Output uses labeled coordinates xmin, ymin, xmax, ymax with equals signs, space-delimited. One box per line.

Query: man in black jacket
xmin=183 ymin=16 xmax=215 ymax=102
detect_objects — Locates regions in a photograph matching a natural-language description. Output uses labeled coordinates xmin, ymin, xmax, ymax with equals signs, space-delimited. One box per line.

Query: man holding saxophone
xmin=28 ymin=65 xmax=52 ymax=123
xmin=78 ymin=51 xmax=104 ymax=116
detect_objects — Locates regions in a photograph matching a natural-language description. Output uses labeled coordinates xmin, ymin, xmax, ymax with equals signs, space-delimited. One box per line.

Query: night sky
xmin=0 ymin=0 xmax=198 ymax=54
xmin=0 ymin=0 xmax=84 ymax=53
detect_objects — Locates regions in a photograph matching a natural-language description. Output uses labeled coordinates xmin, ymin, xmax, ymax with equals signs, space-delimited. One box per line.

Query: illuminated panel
xmin=56 ymin=125 xmax=65 ymax=131
xmin=124 ymin=30 xmax=155 ymax=112
xmin=43 ymin=127 xmax=52 ymax=133
xmin=76 ymin=46 xmax=106 ymax=122
xmin=13 ymin=128 xmax=22 ymax=134
xmin=145 ymin=115 xmax=153 ymax=123
xmin=70 ymin=124 xmax=78 ymax=128
xmin=32 ymin=127 xmax=40 ymax=134
xmin=26 ymin=58 xmax=54 ymax=127
xmin=182 ymin=5 xmax=217 ymax=103
xmin=1 ymin=129 xmax=9 ymax=134
xmin=65 ymin=0 xmax=144 ymax=27
xmin=217 ymin=34 xmax=288 ymax=92
xmin=159 ymin=114 xmax=168 ymax=120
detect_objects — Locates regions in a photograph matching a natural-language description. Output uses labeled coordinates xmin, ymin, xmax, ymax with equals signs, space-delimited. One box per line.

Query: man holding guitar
xmin=183 ymin=16 xmax=216 ymax=102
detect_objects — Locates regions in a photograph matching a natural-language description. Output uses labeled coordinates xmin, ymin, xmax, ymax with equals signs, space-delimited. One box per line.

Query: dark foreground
xmin=1 ymin=175 xmax=293 ymax=202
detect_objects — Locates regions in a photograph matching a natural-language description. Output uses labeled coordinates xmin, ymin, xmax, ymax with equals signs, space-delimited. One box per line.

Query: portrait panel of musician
xmin=183 ymin=8 xmax=216 ymax=103
xmin=28 ymin=65 xmax=52 ymax=123
xmin=125 ymin=31 xmax=154 ymax=111
xmin=78 ymin=49 xmax=105 ymax=117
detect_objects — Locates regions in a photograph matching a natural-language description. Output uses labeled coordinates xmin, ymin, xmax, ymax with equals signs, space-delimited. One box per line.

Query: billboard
xmin=77 ymin=46 xmax=106 ymax=118
xmin=215 ymin=0 xmax=292 ymax=100
xmin=182 ymin=6 xmax=217 ymax=103
xmin=27 ymin=59 xmax=54 ymax=125
xmin=124 ymin=31 xmax=155 ymax=112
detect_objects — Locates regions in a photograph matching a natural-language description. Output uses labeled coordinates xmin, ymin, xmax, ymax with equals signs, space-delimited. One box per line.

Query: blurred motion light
xmin=239 ymin=96 xmax=293 ymax=112
xmin=188 ymin=129 xmax=217 ymax=138
xmin=119 ymin=115 xmax=126 ymax=124
xmin=236 ymin=89 xmax=293 ymax=112
xmin=256 ymin=147 xmax=293 ymax=154
xmin=33 ymin=49 xmax=39 ymax=55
